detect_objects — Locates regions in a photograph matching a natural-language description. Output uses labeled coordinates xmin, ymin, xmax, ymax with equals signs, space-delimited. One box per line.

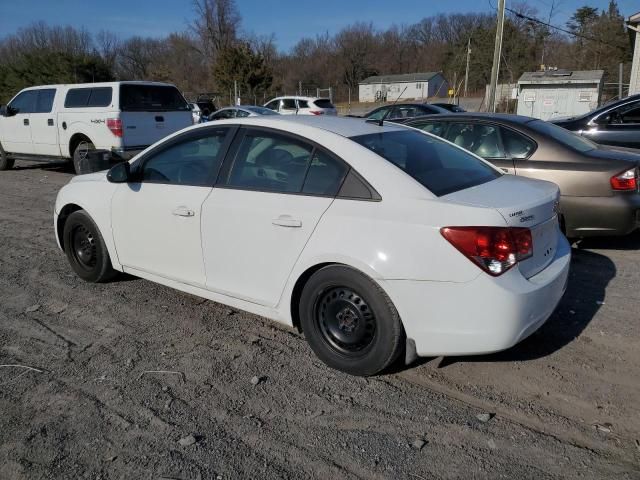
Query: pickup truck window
xmin=120 ymin=85 xmax=189 ymax=112
xmin=65 ymin=87 xmax=113 ymax=108
xmin=35 ymin=89 xmax=56 ymax=113
xmin=9 ymin=90 xmax=37 ymax=114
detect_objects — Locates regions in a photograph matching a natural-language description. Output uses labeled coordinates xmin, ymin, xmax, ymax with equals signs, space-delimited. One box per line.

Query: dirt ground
xmin=0 ymin=160 xmax=639 ymax=480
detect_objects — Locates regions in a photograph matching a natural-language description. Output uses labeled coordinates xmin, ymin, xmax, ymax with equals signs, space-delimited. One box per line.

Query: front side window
xmin=445 ymin=123 xmax=505 ymax=158
xmin=500 ymin=127 xmax=536 ymax=159
xmin=35 ymin=89 xmax=56 ymax=113
xmin=225 ymin=131 xmax=313 ymax=193
xmin=351 ymin=130 xmax=500 ymax=197
xmin=138 ymin=128 xmax=230 ymax=186
xmin=9 ymin=90 xmax=37 ymax=114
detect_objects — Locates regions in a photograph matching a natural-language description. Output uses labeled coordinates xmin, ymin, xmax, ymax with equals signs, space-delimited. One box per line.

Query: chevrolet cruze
xmin=54 ymin=116 xmax=571 ymax=376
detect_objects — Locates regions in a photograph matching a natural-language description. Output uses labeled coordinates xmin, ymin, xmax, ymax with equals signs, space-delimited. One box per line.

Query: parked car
xmin=361 ymin=102 xmax=449 ymax=121
xmin=0 ymin=81 xmax=193 ymax=173
xmin=398 ymin=113 xmax=640 ymax=238
xmin=209 ymin=106 xmax=279 ymax=120
xmin=432 ymin=102 xmax=466 ymax=112
xmin=551 ymin=94 xmax=640 ymax=149
xmin=55 ymin=116 xmax=569 ymax=376
xmin=264 ymin=96 xmax=337 ymax=115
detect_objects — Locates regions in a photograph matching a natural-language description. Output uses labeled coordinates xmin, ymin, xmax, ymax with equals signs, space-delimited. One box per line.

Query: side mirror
xmin=107 ymin=162 xmax=131 ymax=183
xmin=0 ymin=105 xmax=6 ymax=117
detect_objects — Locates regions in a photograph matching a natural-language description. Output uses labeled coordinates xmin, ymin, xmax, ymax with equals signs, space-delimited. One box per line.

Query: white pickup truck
xmin=0 ymin=81 xmax=193 ymax=173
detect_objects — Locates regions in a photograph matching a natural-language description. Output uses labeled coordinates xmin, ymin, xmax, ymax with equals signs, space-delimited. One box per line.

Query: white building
xmin=358 ymin=72 xmax=449 ymax=103
xmin=516 ymin=70 xmax=604 ymax=121
xmin=628 ymin=11 xmax=640 ymax=95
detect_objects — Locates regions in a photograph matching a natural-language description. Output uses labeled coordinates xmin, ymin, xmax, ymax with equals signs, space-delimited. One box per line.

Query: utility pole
xmin=619 ymin=63 xmax=623 ymax=99
xmin=487 ymin=0 xmax=505 ymax=113
xmin=464 ymin=38 xmax=471 ymax=98
xmin=234 ymin=81 xmax=238 ymax=105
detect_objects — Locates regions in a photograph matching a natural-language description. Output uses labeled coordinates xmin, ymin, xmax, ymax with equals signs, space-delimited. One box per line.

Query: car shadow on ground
xmin=12 ymin=159 xmax=74 ymax=174
xmin=406 ymin=246 xmax=617 ymax=370
xmin=574 ymin=230 xmax=640 ymax=251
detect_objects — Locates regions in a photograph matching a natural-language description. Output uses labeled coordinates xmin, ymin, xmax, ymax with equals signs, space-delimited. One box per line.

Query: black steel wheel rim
xmin=71 ymin=224 xmax=97 ymax=270
xmin=315 ymin=287 xmax=376 ymax=355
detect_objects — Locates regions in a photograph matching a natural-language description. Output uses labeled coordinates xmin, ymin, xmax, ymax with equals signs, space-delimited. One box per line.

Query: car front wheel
xmin=63 ymin=210 xmax=116 ymax=283
xmin=299 ymin=265 xmax=404 ymax=376
xmin=0 ymin=143 xmax=14 ymax=171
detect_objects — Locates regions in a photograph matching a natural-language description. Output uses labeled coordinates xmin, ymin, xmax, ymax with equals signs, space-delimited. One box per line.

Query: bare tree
xmin=192 ymin=0 xmax=240 ymax=60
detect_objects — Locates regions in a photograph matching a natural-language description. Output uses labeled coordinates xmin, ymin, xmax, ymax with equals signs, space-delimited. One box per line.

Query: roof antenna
xmin=378 ymin=86 xmax=408 ymax=126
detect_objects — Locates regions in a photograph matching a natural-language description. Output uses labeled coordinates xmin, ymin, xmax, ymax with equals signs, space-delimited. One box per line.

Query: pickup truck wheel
xmin=0 ymin=144 xmax=14 ymax=170
xmin=72 ymin=139 xmax=94 ymax=175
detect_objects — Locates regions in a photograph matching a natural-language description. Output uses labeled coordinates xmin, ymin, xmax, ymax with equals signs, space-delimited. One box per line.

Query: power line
xmin=505 ymin=6 xmax=626 ymax=50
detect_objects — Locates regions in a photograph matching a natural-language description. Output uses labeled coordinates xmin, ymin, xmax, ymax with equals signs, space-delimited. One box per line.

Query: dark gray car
xmin=551 ymin=94 xmax=640 ymax=149
xmin=397 ymin=113 xmax=640 ymax=238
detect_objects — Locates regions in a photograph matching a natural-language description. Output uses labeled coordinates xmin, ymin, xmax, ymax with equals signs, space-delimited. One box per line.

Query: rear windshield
xmin=119 ymin=84 xmax=189 ymax=112
xmin=527 ymin=119 xmax=596 ymax=153
xmin=314 ymin=99 xmax=334 ymax=109
xmin=351 ymin=130 xmax=500 ymax=197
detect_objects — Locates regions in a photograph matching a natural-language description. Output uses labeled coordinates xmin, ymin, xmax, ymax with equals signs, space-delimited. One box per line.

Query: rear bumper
xmin=381 ymin=235 xmax=571 ymax=357
xmin=562 ymin=193 xmax=640 ymax=237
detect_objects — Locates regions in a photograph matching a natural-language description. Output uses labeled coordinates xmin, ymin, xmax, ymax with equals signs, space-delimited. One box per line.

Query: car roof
xmin=199 ymin=115 xmax=406 ymax=137
xmin=22 ymin=81 xmax=177 ymax=90
xmin=399 ymin=112 xmax=536 ymax=125
xmin=268 ymin=96 xmax=327 ymax=101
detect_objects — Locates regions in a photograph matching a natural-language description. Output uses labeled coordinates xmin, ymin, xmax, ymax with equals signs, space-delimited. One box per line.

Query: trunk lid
xmin=443 ymin=175 xmax=561 ymax=278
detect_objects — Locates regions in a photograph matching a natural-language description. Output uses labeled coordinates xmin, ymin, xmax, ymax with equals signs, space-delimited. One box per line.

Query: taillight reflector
xmin=610 ymin=168 xmax=638 ymax=191
xmin=310 ymin=110 xmax=324 ymax=115
xmin=107 ymin=118 xmax=123 ymax=137
xmin=441 ymin=226 xmax=533 ymax=276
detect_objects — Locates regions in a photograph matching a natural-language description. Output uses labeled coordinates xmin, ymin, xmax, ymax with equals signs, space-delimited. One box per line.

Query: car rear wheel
xmin=72 ymin=139 xmax=94 ymax=175
xmin=0 ymin=143 xmax=14 ymax=170
xmin=299 ymin=265 xmax=404 ymax=376
xmin=63 ymin=210 xmax=116 ymax=283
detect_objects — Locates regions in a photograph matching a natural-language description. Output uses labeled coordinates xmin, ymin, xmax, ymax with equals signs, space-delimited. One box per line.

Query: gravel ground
xmin=0 ymin=160 xmax=639 ymax=480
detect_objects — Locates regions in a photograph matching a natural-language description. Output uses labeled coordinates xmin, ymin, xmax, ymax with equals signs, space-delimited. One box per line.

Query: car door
xmin=31 ymin=88 xmax=60 ymax=156
xmin=201 ymin=127 xmax=348 ymax=307
xmin=584 ymin=100 xmax=640 ymax=148
xmin=444 ymin=122 xmax=515 ymax=174
xmin=2 ymin=90 xmax=37 ymax=154
xmin=111 ymin=126 xmax=235 ymax=286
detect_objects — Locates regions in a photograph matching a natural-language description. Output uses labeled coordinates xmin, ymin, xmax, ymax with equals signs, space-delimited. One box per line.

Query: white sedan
xmin=54 ymin=116 xmax=571 ymax=376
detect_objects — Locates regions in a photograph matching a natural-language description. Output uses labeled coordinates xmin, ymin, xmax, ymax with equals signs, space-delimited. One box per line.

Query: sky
xmin=0 ymin=0 xmax=638 ymax=52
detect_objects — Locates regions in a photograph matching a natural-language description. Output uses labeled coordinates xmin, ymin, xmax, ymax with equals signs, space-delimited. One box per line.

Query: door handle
xmin=47 ymin=119 xmax=54 ymax=126
xmin=272 ymin=216 xmax=302 ymax=228
xmin=23 ymin=119 xmax=29 ymax=126
xmin=172 ymin=207 xmax=195 ymax=217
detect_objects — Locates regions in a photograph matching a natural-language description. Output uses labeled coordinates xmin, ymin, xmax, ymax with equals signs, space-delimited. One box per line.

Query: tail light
xmin=107 ymin=118 xmax=123 ymax=137
xmin=441 ymin=226 xmax=533 ymax=276
xmin=610 ymin=167 xmax=638 ymax=191
xmin=310 ymin=110 xmax=324 ymax=115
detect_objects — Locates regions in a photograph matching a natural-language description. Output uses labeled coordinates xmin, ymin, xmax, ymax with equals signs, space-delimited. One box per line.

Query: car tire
xmin=63 ymin=210 xmax=116 ymax=283
xmin=72 ymin=139 xmax=94 ymax=175
xmin=0 ymin=143 xmax=14 ymax=171
xmin=299 ymin=265 xmax=404 ymax=376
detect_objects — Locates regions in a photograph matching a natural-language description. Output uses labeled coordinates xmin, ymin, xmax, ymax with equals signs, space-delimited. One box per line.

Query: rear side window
xmin=351 ymin=130 xmax=500 ymax=197
xmin=297 ymin=100 xmax=309 ymax=109
xmin=226 ymin=132 xmax=313 ymax=193
xmin=445 ymin=123 xmax=505 ymax=158
xmin=120 ymin=84 xmax=189 ymax=112
xmin=281 ymin=99 xmax=297 ymax=110
xmin=35 ymin=89 xmax=56 ymax=113
xmin=64 ymin=87 xmax=113 ymax=108
xmin=313 ymin=99 xmax=334 ymax=109
xmin=500 ymin=127 xmax=536 ymax=159
xmin=302 ymin=150 xmax=348 ymax=195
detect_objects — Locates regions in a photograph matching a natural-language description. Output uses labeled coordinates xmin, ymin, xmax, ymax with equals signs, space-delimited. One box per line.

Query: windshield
xmin=247 ymin=106 xmax=279 ymax=115
xmin=527 ymin=120 xmax=596 ymax=153
xmin=119 ymin=84 xmax=190 ymax=112
xmin=351 ymin=130 xmax=501 ymax=197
